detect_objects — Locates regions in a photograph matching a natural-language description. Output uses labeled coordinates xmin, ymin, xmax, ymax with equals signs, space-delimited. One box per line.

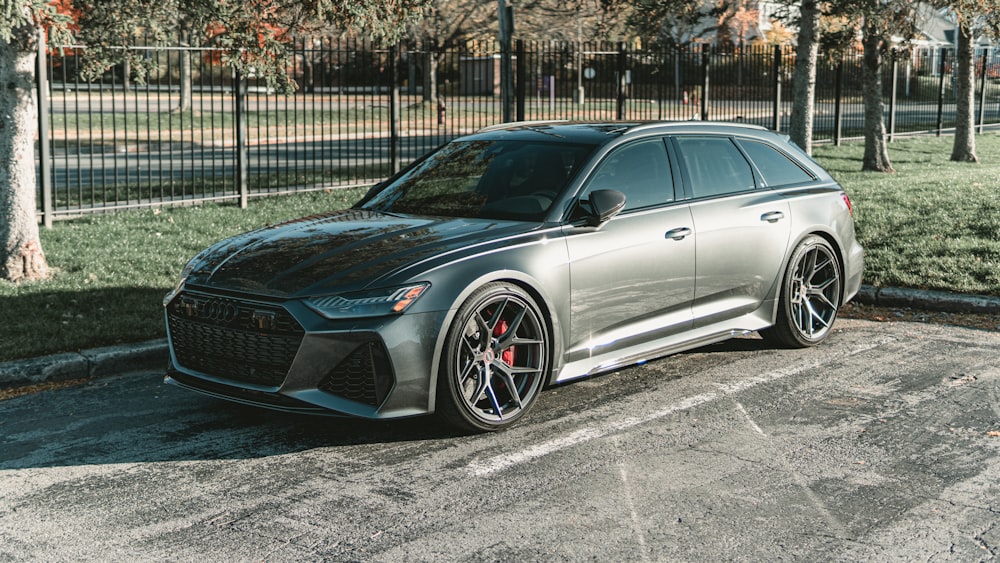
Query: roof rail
xmin=622 ymin=120 xmax=769 ymax=136
xmin=477 ymin=119 xmax=569 ymax=133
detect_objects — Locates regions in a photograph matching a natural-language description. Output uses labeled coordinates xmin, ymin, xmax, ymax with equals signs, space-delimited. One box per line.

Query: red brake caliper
xmin=493 ymin=320 xmax=515 ymax=366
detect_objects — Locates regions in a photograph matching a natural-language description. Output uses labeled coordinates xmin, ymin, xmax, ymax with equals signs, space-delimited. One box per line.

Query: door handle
xmin=664 ymin=227 xmax=692 ymax=241
xmin=761 ymin=211 xmax=785 ymax=223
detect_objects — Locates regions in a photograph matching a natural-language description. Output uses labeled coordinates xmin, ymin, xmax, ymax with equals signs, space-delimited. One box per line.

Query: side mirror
xmin=585 ymin=189 xmax=626 ymax=226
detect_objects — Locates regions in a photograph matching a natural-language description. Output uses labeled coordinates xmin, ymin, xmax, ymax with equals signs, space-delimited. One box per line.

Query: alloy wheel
xmin=788 ymin=242 xmax=841 ymax=341
xmin=444 ymin=285 xmax=548 ymax=430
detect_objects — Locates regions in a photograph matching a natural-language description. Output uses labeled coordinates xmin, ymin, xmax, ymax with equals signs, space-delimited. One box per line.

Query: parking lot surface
xmin=1 ymin=318 xmax=998 ymax=561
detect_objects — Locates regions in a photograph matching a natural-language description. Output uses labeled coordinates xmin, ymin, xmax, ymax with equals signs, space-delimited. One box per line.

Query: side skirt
xmin=552 ymin=308 xmax=773 ymax=384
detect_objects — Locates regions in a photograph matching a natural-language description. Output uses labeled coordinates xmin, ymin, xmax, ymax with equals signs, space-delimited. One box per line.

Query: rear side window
xmin=674 ymin=136 xmax=755 ymax=198
xmin=736 ymin=139 xmax=814 ymax=187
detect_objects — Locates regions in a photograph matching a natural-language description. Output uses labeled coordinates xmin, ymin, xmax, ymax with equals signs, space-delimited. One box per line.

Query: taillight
xmin=841 ymin=193 xmax=853 ymax=216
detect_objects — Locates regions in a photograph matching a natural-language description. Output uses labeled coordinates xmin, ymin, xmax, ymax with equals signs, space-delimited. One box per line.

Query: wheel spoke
xmin=458 ymin=356 xmax=478 ymax=386
xmin=466 ymin=365 xmax=489 ymax=403
xmin=460 ymin=334 xmax=478 ymax=356
xmin=495 ymin=306 xmax=527 ymax=349
xmin=793 ymin=301 xmax=808 ymax=333
xmin=806 ymin=300 xmax=830 ymax=332
xmin=494 ymin=366 xmax=524 ymax=409
xmin=505 ymin=364 xmax=542 ymax=375
xmin=808 ymin=255 xmax=832 ymax=282
xmin=483 ymin=298 xmax=509 ymax=334
xmin=811 ymin=276 xmax=837 ymax=292
xmin=803 ymin=249 xmax=818 ymax=280
xmin=474 ymin=312 xmax=491 ymax=342
xmin=810 ymin=291 xmax=837 ymax=311
xmin=485 ymin=385 xmax=504 ymax=420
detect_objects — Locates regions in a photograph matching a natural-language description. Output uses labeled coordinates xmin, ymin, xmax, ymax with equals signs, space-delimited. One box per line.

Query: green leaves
xmin=19 ymin=0 xmax=428 ymax=90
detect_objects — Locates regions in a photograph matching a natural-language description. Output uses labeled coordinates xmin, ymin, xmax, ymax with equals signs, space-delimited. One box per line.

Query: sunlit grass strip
xmin=814 ymin=134 xmax=1000 ymax=295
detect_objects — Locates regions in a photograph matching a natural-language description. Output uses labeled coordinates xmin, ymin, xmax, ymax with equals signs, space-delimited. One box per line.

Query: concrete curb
xmin=854 ymin=284 xmax=1000 ymax=315
xmin=1 ymin=285 xmax=997 ymax=388
xmin=0 ymin=339 xmax=167 ymax=388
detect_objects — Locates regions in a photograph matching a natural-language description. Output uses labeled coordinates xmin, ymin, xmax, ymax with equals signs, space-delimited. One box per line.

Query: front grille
xmin=319 ymin=340 xmax=395 ymax=407
xmin=167 ymin=291 xmax=304 ymax=387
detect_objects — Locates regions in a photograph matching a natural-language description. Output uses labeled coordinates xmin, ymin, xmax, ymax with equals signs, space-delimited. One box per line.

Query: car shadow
xmin=0 ymin=332 xmax=776 ymax=471
xmin=0 ymin=369 xmax=472 ymax=470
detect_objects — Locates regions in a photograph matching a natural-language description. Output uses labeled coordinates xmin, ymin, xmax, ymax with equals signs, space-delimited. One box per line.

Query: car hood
xmin=184 ymin=209 xmax=538 ymax=297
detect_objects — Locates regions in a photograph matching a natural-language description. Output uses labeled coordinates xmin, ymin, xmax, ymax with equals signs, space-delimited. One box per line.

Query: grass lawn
xmin=1 ymin=133 xmax=998 ymax=363
xmin=814 ymin=134 xmax=1000 ymax=295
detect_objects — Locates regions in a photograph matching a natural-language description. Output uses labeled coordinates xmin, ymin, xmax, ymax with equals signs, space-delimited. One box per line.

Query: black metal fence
xmin=36 ymin=38 xmax=1000 ymax=222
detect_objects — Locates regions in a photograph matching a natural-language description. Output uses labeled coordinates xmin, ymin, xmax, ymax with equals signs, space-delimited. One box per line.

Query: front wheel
xmin=762 ymin=235 xmax=842 ymax=348
xmin=437 ymin=283 xmax=549 ymax=432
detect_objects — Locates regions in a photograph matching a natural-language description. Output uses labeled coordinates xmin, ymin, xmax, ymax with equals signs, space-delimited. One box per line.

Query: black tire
xmin=437 ymin=282 xmax=549 ymax=432
xmin=762 ymin=235 xmax=842 ymax=348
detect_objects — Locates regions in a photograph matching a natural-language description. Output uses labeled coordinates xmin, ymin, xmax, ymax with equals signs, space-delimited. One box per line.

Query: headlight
xmin=305 ymin=283 xmax=430 ymax=319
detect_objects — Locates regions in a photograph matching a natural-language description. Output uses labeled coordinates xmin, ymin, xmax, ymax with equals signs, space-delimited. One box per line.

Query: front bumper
xmin=164 ymin=288 xmax=449 ymax=419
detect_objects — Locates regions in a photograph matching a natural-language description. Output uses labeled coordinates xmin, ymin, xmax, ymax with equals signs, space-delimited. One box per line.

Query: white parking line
xmin=735 ymin=402 xmax=766 ymax=436
xmin=467 ymin=337 xmax=894 ymax=477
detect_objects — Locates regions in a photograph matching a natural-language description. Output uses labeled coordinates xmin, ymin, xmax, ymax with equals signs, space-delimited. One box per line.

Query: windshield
xmin=360 ymin=140 xmax=597 ymax=220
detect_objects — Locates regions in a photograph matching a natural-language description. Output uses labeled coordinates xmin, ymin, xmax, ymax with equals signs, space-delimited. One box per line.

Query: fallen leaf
xmin=987 ymin=431 xmax=1000 ymax=438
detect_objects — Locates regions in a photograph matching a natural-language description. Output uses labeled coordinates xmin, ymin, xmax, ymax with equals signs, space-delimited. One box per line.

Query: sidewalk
xmin=1 ymin=285 xmax=998 ymax=388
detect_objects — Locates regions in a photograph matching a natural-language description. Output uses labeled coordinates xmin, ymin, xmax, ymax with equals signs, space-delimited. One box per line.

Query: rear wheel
xmin=437 ymin=283 xmax=549 ymax=432
xmin=762 ymin=235 xmax=842 ymax=348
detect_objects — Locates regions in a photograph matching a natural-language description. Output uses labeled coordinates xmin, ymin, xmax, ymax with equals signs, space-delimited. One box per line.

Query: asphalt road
xmin=1 ymin=318 xmax=998 ymax=561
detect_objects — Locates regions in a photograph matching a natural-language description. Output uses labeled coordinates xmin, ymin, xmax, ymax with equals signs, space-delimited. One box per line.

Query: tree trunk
xmin=951 ymin=20 xmax=978 ymax=163
xmin=177 ymin=29 xmax=194 ymax=113
xmin=421 ymin=49 xmax=438 ymax=105
xmin=861 ymin=29 xmax=894 ymax=173
xmin=789 ymin=0 xmax=820 ymax=154
xmin=0 ymin=31 xmax=50 ymax=281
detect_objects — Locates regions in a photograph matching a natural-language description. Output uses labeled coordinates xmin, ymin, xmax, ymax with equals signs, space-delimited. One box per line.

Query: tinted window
xmin=582 ymin=139 xmax=674 ymax=211
xmin=736 ymin=139 xmax=814 ymax=187
xmin=361 ymin=140 xmax=596 ymax=220
xmin=674 ymin=136 xmax=755 ymax=198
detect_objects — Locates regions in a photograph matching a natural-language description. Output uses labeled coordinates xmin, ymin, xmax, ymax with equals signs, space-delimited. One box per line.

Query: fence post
xmin=234 ymin=67 xmax=248 ymax=209
xmin=771 ymin=45 xmax=782 ymax=132
xmin=700 ymin=46 xmax=710 ymax=121
xmin=888 ymin=49 xmax=898 ymax=142
xmin=936 ymin=48 xmax=947 ymax=136
xmin=833 ymin=57 xmax=844 ymax=146
xmin=978 ymin=47 xmax=988 ymax=134
xmin=617 ymin=42 xmax=627 ymax=120
xmin=515 ymin=40 xmax=526 ymax=121
xmin=499 ymin=4 xmax=514 ymax=123
xmin=36 ymin=28 xmax=53 ymax=229
xmin=389 ymin=45 xmax=400 ymax=175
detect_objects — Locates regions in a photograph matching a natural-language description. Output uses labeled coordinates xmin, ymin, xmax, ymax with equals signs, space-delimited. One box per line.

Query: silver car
xmin=164 ymin=121 xmax=864 ymax=432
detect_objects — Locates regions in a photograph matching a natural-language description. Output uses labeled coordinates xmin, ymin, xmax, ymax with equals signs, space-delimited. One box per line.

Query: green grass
xmin=813 ymin=134 xmax=1000 ymax=295
xmin=1 ymin=133 xmax=999 ymax=363
xmin=0 ymin=188 xmax=367 ymax=363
